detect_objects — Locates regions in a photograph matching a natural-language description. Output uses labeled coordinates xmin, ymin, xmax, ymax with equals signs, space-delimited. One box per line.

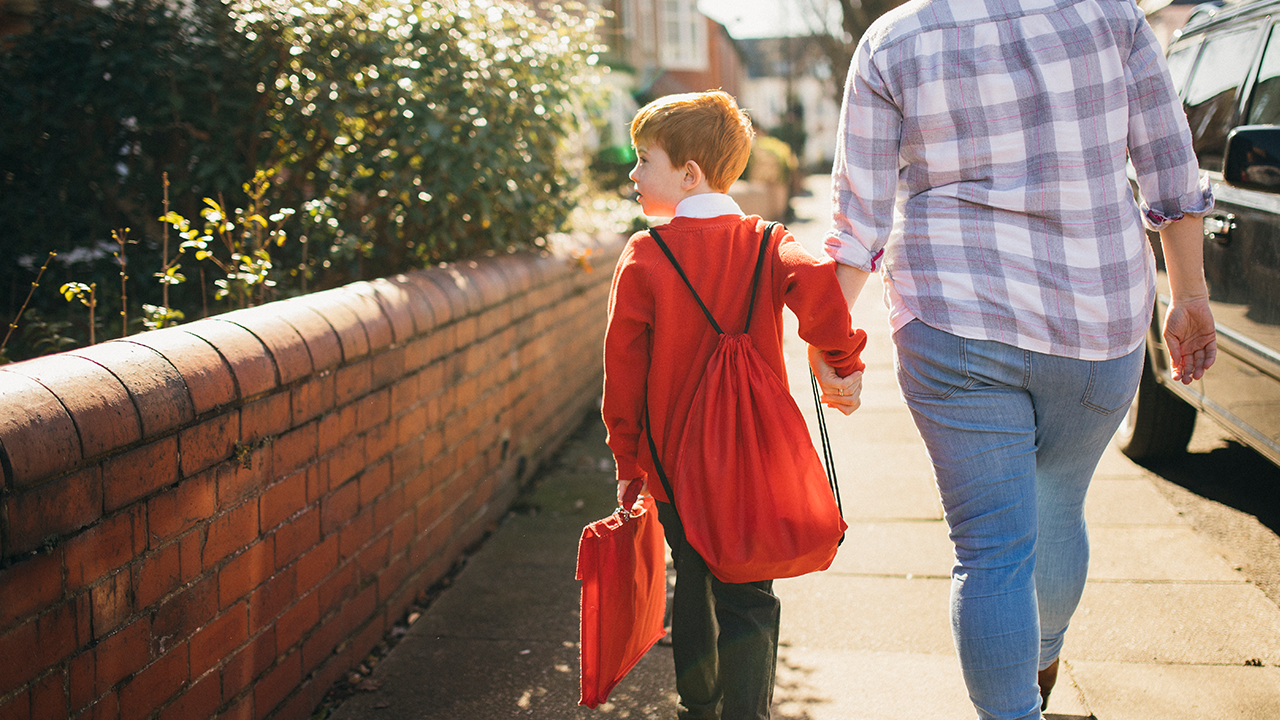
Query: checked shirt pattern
xmin=826 ymin=0 xmax=1213 ymax=360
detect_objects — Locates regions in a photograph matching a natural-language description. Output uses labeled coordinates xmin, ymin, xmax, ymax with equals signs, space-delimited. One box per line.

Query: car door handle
xmin=1203 ymin=213 xmax=1234 ymax=244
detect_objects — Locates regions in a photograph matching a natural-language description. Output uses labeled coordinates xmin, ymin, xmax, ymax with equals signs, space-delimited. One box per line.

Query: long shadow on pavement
xmin=1141 ymin=440 xmax=1280 ymax=535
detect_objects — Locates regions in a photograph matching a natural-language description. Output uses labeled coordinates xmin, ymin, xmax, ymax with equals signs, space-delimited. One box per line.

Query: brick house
xmin=598 ymin=0 xmax=746 ymax=102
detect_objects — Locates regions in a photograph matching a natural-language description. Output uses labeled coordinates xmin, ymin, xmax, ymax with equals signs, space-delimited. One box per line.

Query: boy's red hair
xmin=630 ymin=90 xmax=754 ymax=193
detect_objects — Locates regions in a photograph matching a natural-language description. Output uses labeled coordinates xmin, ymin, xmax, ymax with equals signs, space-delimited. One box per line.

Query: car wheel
xmin=1116 ymin=351 xmax=1198 ymax=461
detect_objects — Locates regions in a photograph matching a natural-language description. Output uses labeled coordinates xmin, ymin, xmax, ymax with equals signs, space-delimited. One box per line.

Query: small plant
xmin=59 ymin=282 xmax=97 ymax=345
xmin=112 ymin=228 xmax=136 ymax=337
xmin=161 ymin=170 xmax=295 ymax=311
xmin=18 ymin=311 xmax=78 ymax=357
xmin=141 ymin=304 xmax=185 ymax=331
xmin=0 ymin=252 xmax=56 ymax=365
xmin=147 ymin=172 xmax=187 ymax=330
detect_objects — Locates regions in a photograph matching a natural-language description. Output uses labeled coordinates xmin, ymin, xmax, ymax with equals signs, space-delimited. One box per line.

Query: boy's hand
xmin=617 ymin=478 xmax=645 ymax=508
xmin=809 ymin=345 xmax=862 ymax=416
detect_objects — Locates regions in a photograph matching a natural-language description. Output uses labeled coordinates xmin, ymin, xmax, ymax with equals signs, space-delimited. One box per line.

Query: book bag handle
xmin=642 ymin=224 xmax=842 ymax=527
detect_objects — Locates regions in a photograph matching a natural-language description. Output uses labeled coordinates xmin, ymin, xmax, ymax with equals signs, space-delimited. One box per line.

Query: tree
xmin=802 ymin=0 xmax=906 ymax=103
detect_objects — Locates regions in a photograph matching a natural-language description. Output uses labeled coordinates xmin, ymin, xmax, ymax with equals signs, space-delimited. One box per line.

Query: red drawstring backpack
xmin=645 ymin=223 xmax=847 ymax=584
xmin=576 ymin=479 xmax=667 ymax=707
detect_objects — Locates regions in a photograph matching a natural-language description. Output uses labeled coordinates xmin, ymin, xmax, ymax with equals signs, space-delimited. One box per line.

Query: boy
xmin=601 ymin=90 xmax=866 ymax=720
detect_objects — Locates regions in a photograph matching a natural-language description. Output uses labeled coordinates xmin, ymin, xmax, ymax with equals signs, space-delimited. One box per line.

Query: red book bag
xmin=576 ymin=480 xmax=666 ymax=708
xmin=645 ymin=223 xmax=846 ymax=584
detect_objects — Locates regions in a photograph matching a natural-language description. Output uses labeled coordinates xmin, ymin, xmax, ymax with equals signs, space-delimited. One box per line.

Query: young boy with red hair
xmin=601 ymin=90 xmax=866 ymax=719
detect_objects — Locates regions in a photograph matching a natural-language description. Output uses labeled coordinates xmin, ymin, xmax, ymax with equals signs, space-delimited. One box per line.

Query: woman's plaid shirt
xmin=826 ymin=0 xmax=1213 ymax=360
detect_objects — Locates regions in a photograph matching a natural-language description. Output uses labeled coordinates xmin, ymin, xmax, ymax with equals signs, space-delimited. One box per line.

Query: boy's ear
xmin=681 ymin=160 xmax=706 ymax=190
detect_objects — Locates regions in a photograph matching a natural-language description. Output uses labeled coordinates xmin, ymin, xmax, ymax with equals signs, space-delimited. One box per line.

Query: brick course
xmin=0 ymin=239 xmax=618 ymax=719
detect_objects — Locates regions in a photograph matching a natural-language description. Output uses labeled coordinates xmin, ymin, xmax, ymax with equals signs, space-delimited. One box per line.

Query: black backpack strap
xmin=742 ymin=222 xmax=778 ymax=334
xmin=809 ymin=370 xmax=844 ymax=535
xmin=647 ymin=228 xmax=723 ymax=335
xmin=644 ymin=405 xmax=678 ymax=517
xmin=648 ymin=222 xmax=780 ymax=335
xmin=644 ymin=221 xmax=838 ymax=532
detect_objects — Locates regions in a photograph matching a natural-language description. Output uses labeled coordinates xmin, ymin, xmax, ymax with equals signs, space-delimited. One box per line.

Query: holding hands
xmin=808 ymin=345 xmax=863 ymax=416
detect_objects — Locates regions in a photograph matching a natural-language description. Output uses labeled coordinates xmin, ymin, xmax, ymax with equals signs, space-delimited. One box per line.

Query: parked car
xmin=1119 ymin=0 xmax=1280 ymax=467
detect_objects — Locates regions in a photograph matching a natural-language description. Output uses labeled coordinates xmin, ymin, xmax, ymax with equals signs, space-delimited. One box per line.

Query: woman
xmin=812 ymin=1 xmax=1216 ymax=718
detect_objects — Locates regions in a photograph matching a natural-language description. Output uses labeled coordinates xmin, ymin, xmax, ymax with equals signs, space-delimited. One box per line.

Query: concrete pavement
xmin=329 ymin=178 xmax=1280 ymax=719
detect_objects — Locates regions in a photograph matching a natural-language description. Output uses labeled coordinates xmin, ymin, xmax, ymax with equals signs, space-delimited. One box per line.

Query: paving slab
xmin=329 ymin=633 xmax=676 ymax=719
xmin=775 ymin=575 xmax=955 ymax=654
xmin=1068 ymin=660 xmax=1280 ymax=720
xmin=822 ymin=405 xmax=924 ymax=441
xmin=1087 ymin=525 xmax=1245 ymax=582
xmin=1084 ymin=476 xmax=1193 ymax=526
xmin=832 ymin=457 xmax=944 ymax=521
xmin=410 ymin=557 xmax=583 ymax=642
xmin=1069 ymin=582 xmax=1280 ymax=664
xmin=825 ymin=521 xmax=954 ymax=578
xmin=1092 ymin=443 xmax=1158 ymax=477
xmin=771 ymin=647 xmax=975 ymax=720
xmin=845 ymin=388 xmax=912 ymax=417
xmin=771 ymin=647 xmax=1094 ymax=720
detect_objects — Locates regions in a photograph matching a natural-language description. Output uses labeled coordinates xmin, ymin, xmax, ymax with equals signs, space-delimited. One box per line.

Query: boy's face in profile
xmin=629 ymin=142 xmax=687 ymax=218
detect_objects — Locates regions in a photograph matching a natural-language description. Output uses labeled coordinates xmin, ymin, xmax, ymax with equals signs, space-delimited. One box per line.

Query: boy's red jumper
xmin=603 ymin=213 xmax=867 ymax=503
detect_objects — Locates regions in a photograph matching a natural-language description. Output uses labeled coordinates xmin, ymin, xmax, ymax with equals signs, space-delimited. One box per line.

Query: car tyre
xmin=1116 ymin=351 xmax=1198 ymax=461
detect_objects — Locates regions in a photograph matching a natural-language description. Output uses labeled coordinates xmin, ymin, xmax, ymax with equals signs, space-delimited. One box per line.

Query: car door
xmin=1179 ymin=18 xmax=1280 ymax=466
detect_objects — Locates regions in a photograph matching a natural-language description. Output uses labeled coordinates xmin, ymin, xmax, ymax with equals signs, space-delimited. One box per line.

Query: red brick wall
xmin=0 ymin=241 xmax=620 ymax=720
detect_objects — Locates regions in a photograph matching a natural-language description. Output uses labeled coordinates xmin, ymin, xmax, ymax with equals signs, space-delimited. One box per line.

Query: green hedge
xmin=255 ymin=0 xmax=607 ymax=275
xmin=0 ymin=0 xmax=608 ymax=360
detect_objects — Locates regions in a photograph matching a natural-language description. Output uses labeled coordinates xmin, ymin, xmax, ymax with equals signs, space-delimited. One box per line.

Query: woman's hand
xmin=1158 ymin=216 xmax=1216 ymax=384
xmin=1163 ymin=296 xmax=1216 ymax=383
xmin=809 ymin=345 xmax=863 ymax=415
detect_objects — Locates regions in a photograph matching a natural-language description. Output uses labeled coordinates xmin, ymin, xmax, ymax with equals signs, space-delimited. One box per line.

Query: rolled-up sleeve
xmin=826 ymin=42 xmax=901 ymax=271
xmin=777 ymin=236 xmax=868 ymax=377
xmin=1125 ymin=9 xmax=1214 ymax=230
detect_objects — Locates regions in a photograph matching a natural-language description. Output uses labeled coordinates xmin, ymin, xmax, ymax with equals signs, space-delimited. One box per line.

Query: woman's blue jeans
xmin=893 ymin=320 xmax=1144 ymax=720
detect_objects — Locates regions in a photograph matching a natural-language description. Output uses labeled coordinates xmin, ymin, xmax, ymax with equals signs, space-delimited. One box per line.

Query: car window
xmin=1184 ymin=23 xmax=1264 ymax=171
xmin=1164 ymin=38 xmax=1202 ymax=97
xmin=1248 ymin=24 xmax=1280 ymax=125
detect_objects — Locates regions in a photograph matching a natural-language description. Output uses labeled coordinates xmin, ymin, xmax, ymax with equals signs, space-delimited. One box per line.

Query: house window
xmin=626 ymin=0 xmax=656 ymax=63
xmin=659 ymin=0 xmax=708 ymax=71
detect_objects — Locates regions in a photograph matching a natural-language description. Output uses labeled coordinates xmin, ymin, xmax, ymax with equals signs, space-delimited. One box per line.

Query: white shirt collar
xmin=674 ymin=193 xmax=743 ymax=219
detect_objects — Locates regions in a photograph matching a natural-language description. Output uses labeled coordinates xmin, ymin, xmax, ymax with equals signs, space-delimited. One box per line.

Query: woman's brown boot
xmin=1037 ymin=658 xmax=1059 ymax=711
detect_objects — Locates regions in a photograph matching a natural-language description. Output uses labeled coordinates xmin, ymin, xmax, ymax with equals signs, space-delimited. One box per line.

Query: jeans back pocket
xmin=894 ymin=321 xmax=971 ymax=400
xmin=1080 ymin=345 xmax=1145 ymax=415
